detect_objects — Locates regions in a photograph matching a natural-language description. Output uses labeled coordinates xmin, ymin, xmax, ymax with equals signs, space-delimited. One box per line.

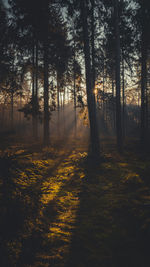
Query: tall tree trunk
xmin=33 ymin=39 xmax=39 ymax=139
xmin=141 ymin=22 xmax=147 ymax=145
xmin=43 ymin=1 xmax=49 ymax=145
xmin=57 ymin=71 xmax=60 ymax=110
xmin=103 ymin=56 xmax=105 ymax=119
xmin=80 ymin=0 xmax=100 ymax=157
xmin=91 ymin=0 xmax=96 ymax=89
xmin=122 ymin=58 xmax=125 ymax=140
xmin=112 ymin=78 xmax=116 ymax=130
xmin=32 ymin=42 xmax=35 ymax=101
xmin=114 ymin=0 xmax=123 ymax=152
xmin=32 ymin=41 xmax=37 ymax=138
xmin=145 ymin=82 xmax=148 ymax=133
xmin=35 ymin=40 xmax=38 ymax=102
xmin=112 ymin=78 xmax=114 ymax=97
xmin=63 ymin=88 xmax=66 ymax=107
xmin=19 ymin=94 xmax=22 ymax=125
xmin=10 ymin=91 xmax=14 ymax=130
xmin=73 ymin=35 xmax=76 ymax=108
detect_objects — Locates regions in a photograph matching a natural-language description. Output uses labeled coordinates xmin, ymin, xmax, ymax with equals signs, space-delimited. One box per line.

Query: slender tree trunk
xmin=43 ymin=2 xmax=49 ymax=145
xmin=103 ymin=56 xmax=105 ymax=119
xmin=43 ymin=45 xmax=49 ymax=145
xmin=35 ymin=40 xmax=38 ymax=102
xmin=145 ymin=84 xmax=148 ymax=132
xmin=61 ymin=93 xmax=63 ymax=108
xmin=57 ymin=107 xmax=60 ymax=137
xmin=73 ymin=36 xmax=76 ymax=108
xmin=67 ymin=87 xmax=69 ymax=103
xmin=33 ymin=39 xmax=39 ymax=139
xmin=32 ymin=41 xmax=36 ymax=138
xmin=32 ymin=42 xmax=35 ymax=101
xmin=57 ymin=71 xmax=60 ymax=110
xmin=112 ymin=78 xmax=114 ymax=97
xmin=18 ymin=94 xmax=22 ymax=129
xmin=122 ymin=58 xmax=125 ymax=139
xmin=114 ymin=0 xmax=123 ymax=152
xmin=10 ymin=91 xmax=14 ymax=129
xmin=141 ymin=30 xmax=147 ymax=144
xmin=74 ymin=107 xmax=77 ymax=138
xmin=63 ymin=88 xmax=65 ymax=107
xmin=112 ymin=78 xmax=116 ymax=130
xmin=91 ymin=0 xmax=96 ymax=89
xmin=2 ymin=105 xmax=5 ymax=130
xmin=80 ymin=0 xmax=100 ymax=157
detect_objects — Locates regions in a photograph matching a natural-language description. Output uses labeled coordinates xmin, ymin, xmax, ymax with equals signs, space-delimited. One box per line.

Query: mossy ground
xmin=0 ymin=138 xmax=150 ymax=267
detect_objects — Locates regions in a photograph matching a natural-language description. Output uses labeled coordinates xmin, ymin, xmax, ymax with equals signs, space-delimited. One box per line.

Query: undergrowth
xmin=0 ymin=145 xmax=150 ymax=267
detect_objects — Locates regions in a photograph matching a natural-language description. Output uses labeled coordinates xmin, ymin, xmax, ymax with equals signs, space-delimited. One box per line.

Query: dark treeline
xmin=0 ymin=0 xmax=150 ymax=155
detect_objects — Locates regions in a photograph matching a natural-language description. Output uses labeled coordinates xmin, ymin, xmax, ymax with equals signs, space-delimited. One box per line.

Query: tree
xmin=137 ymin=0 xmax=150 ymax=145
xmin=80 ymin=0 xmax=100 ymax=157
xmin=0 ymin=2 xmax=9 ymax=85
xmin=114 ymin=0 xmax=123 ymax=152
xmin=43 ymin=0 xmax=49 ymax=145
xmin=8 ymin=0 xmax=71 ymax=144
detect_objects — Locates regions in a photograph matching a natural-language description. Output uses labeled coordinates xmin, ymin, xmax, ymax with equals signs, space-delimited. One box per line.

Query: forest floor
xmin=0 ymin=133 xmax=150 ymax=267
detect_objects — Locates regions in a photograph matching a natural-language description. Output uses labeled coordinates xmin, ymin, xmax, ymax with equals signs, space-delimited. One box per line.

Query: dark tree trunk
xmin=57 ymin=71 xmax=60 ymax=110
xmin=43 ymin=1 xmax=49 ymax=145
xmin=32 ymin=42 xmax=35 ymax=101
xmin=35 ymin=40 xmax=38 ymax=102
xmin=103 ymin=56 xmax=105 ymax=119
xmin=63 ymin=88 xmax=66 ymax=107
xmin=80 ymin=0 xmax=100 ymax=157
xmin=112 ymin=78 xmax=116 ymax=130
xmin=73 ymin=35 xmax=76 ymax=108
xmin=43 ymin=43 xmax=49 ymax=145
xmin=122 ymin=58 xmax=125 ymax=140
xmin=145 ymin=83 xmax=148 ymax=133
xmin=73 ymin=67 xmax=76 ymax=108
xmin=32 ymin=39 xmax=39 ymax=139
xmin=114 ymin=0 xmax=123 ymax=152
xmin=141 ymin=28 xmax=147 ymax=144
xmin=91 ymin=0 xmax=96 ymax=89
xmin=112 ymin=78 xmax=114 ymax=97
xmin=32 ymin=41 xmax=37 ymax=138
xmin=74 ymin=107 xmax=77 ymax=138
xmin=10 ymin=91 xmax=14 ymax=129
xmin=33 ymin=40 xmax=39 ymax=139
xmin=19 ymin=94 xmax=22 ymax=124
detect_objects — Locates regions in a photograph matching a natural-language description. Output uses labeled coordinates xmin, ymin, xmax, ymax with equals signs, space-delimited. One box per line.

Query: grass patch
xmin=0 ymin=144 xmax=150 ymax=266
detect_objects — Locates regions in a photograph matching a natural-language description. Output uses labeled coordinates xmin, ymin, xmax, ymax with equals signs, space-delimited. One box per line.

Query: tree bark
xmin=35 ymin=40 xmax=38 ymax=102
xmin=32 ymin=42 xmax=35 ymax=101
xmin=91 ymin=0 xmax=96 ymax=89
xmin=32 ymin=39 xmax=39 ymax=139
xmin=141 ymin=13 xmax=147 ymax=145
xmin=114 ymin=0 xmax=123 ymax=152
xmin=10 ymin=90 xmax=14 ymax=130
xmin=57 ymin=71 xmax=60 ymax=110
xmin=73 ymin=38 xmax=76 ymax=108
xmin=122 ymin=58 xmax=125 ymax=140
xmin=80 ymin=0 xmax=100 ymax=157
xmin=43 ymin=1 xmax=49 ymax=145
xmin=34 ymin=39 xmax=39 ymax=139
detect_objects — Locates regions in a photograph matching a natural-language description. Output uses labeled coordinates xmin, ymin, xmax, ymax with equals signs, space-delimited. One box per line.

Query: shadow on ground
xmin=0 ymin=145 xmax=150 ymax=267
xmin=67 ymin=151 xmax=150 ymax=267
